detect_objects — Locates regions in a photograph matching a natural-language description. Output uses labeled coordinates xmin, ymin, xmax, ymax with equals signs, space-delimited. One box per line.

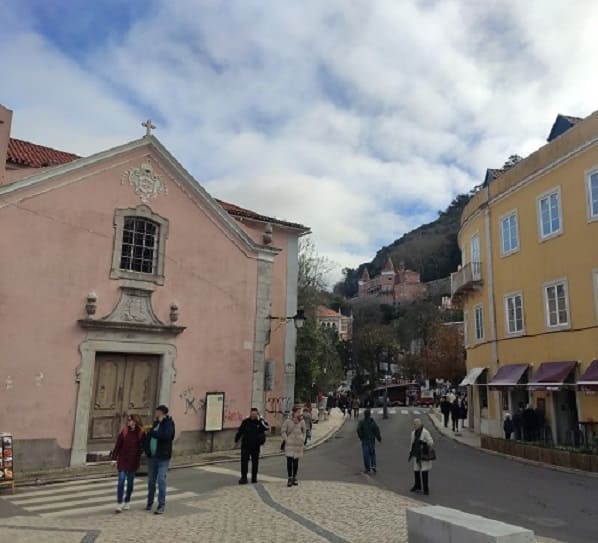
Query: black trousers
xmin=241 ymin=447 xmax=260 ymax=482
xmin=286 ymin=457 xmax=299 ymax=478
xmin=443 ymin=413 xmax=449 ymax=427
xmin=413 ymin=471 xmax=429 ymax=493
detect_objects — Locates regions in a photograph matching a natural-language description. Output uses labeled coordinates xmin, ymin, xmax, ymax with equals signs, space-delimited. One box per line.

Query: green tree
xmin=294 ymin=237 xmax=343 ymax=401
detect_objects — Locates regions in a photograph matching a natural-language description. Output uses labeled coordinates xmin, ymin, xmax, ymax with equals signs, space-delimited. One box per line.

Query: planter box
xmin=570 ymin=453 xmax=593 ymax=472
xmin=522 ymin=444 xmax=540 ymax=462
xmin=550 ymin=449 xmax=571 ymax=467
xmin=480 ymin=435 xmax=598 ymax=473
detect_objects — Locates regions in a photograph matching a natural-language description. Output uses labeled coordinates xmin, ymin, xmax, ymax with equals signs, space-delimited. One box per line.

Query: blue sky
xmin=2 ymin=1 xmax=598 ymax=280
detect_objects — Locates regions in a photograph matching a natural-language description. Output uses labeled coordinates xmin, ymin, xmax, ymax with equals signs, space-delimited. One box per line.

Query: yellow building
xmin=452 ymin=112 xmax=598 ymax=446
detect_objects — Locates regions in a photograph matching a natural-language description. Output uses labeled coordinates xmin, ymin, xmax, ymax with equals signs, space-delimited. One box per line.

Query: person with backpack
xmin=408 ymin=418 xmax=435 ymax=495
xmin=302 ymin=405 xmax=313 ymax=445
xmin=111 ymin=414 xmax=145 ymax=513
xmin=357 ymin=409 xmax=382 ymax=473
xmin=235 ymin=408 xmax=269 ymax=484
xmin=144 ymin=405 xmax=175 ymax=515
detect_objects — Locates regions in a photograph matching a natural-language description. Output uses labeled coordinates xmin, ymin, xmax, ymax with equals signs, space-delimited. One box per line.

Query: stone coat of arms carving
xmin=122 ymin=162 xmax=167 ymax=203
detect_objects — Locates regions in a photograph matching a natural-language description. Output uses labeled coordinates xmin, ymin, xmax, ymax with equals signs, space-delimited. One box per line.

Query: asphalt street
xmin=1 ymin=409 xmax=596 ymax=542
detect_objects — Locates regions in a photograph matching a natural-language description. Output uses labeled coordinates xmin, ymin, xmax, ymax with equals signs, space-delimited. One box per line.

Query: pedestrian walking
xmin=144 ymin=405 xmax=175 ymax=515
xmin=522 ymin=404 xmax=537 ymax=442
xmin=504 ymin=414 xmax=514 ymax=440
xmin=111 ymin=414 xmax=145 ymax=513
xmin=281 ymin=407 xmax=306 ymax=487
xmin=302 ymin=405 xmax=313 ymax=445
xmin=460 ymin=397 xmax=468 ymax=427
xmin=450 ymin=399 xmax=460 ymax=432
xmin=235 ymin=408 xmax=269 ymax=484
xmin=440 ymin=396 xmax=450 ymax=428
xmin=352 ymin=397 xmax=360 ymax=419
xmin=513 ymin=403 xmax=524 ymax=440
xmin=356 ymin=409 xmax=381 ymax=473
xmin=408 ymin=418 xmax=435 ymax=495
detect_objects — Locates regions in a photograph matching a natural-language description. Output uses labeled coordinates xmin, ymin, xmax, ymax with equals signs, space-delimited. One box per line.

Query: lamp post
xmin=268 ymin=308 xmax=305 ymax=329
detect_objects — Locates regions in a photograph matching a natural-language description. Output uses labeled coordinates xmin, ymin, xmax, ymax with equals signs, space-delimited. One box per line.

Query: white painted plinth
xmin=407 ymin=506 xmax=535 ymax=543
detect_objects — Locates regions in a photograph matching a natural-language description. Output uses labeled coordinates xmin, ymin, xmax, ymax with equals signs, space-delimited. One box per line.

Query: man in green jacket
xmin=357 ymin=409 xmax=382 ymax=473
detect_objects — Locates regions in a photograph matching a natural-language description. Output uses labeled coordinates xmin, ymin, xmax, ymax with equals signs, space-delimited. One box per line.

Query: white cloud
xmin=2 ymin=0 xmax=598 ymax=281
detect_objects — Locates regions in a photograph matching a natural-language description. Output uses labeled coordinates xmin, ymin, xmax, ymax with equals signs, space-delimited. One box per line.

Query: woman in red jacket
xmin=111 ymin=414 xmax=145 ymax=512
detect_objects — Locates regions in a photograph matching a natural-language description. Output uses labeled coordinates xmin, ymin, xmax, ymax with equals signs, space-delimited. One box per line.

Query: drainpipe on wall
xmin=483 ymin=204 xmax=501 ymax=437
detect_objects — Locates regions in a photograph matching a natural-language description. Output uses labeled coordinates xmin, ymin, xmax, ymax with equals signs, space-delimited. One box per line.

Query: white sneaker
xmin=123 ymin=503 xmax=130 ymax=511
xmin=115 ymin=504 xmax=123 ymax=513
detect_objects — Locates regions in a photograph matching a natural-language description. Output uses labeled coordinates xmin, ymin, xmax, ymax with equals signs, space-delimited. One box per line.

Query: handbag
xmin=420 ymin=442 xmax=437 ymax=461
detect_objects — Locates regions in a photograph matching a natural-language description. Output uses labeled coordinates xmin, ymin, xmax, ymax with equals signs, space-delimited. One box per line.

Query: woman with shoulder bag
xmin=408 ymin=418 xmax=435 ymax=495
xmin=281 ymin=407 xmax=306 ymax=487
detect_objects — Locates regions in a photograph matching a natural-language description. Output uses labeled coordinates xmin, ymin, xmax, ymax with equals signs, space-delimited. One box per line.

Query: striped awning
xmin=460 ymin=367 xmax=487 ymax=387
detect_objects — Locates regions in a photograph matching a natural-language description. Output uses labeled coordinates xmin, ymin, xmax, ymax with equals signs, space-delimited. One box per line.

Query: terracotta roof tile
xmin=7 ymin=138 xmax=80 ymax=168
xmin=215 ymin=199 xmax=308 ymax=231
xmin=5 ymin=137 xmax=308 ymax=231
xmin=317 ymin=306 xmax=342 ymax=317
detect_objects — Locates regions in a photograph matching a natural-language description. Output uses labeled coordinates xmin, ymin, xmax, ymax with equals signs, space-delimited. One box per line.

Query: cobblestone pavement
xmin=0 ymin=480 xmax=563 ymax=543
xmin=0 ymin=481 xmax=419 ymax=543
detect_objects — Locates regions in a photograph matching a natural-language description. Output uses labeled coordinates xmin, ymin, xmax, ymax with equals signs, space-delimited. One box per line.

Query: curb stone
xmin=11 ymin=415 xmax=348 ymax=489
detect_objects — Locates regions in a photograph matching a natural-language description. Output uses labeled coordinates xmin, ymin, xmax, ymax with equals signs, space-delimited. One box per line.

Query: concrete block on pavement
xmin=407 ymin=506 xmax=535 ymax=543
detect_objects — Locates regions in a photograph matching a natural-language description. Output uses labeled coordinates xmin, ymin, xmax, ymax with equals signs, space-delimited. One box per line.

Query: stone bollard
xmin=407 ymin=506 xmax=535 ymax=543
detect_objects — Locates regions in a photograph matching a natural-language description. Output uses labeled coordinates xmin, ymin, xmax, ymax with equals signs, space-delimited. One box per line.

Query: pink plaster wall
xmin=0 ymin=145 xmax=264 ymax=449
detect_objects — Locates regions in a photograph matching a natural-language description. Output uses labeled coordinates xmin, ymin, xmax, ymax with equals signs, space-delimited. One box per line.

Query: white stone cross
xmin=142 ymin=119 xmax=156 ymax=136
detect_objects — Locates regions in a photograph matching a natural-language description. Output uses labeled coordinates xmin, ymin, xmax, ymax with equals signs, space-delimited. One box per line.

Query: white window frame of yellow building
xmin=470 ymin=232 xmax=481 ymax=280
xmin=499 ymin=210 xmax=520 ymax=257
xmin=536 ymin=186 xmax=563 ymax=242
xmin=543 ymin=278 xmax=570 ymax=330
xmin=463 ymin=309 xmax=469 ymax=348
xmin=586 ymin=167 xmax=598 ymax=221
xmin=504 ymin=291 xmax=525 ymax=336
xmin=474 ymin=304 xmax=484 ymax=342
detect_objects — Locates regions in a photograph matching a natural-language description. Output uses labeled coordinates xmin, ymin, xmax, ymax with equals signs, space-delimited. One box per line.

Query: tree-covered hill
xmin=336 ymin=193 xmax=471 ymax=298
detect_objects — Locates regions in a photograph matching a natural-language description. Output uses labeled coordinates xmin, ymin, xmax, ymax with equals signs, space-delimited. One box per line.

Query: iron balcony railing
xmin=451 ymin=262 xmax=482 ymax=298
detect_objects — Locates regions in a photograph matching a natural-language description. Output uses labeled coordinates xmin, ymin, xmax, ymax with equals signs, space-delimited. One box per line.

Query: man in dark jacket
xmin=357 ymin=409 xmax=382 ymax=473
xmin=235 ymin=408 xmax=269 ymax=484
xmin=440 ymin=397 xmax=451 ymax=428
xmin=144 ymin=405 xmax=175 ymax=515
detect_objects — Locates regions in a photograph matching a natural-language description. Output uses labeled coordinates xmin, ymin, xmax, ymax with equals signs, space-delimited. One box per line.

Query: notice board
xmin=204 ymin=392 xmax=225 ymax=432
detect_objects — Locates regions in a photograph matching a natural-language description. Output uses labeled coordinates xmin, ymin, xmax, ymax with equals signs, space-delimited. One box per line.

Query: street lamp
xmin=268 ymin=307 xmax=305 ymax=330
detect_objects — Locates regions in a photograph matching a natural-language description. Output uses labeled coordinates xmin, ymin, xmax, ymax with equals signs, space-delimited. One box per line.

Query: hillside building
xmin=357 ymin=257 xmax=427 ymax=304
xmin=316 ymin=306 xmax=353 ymax=341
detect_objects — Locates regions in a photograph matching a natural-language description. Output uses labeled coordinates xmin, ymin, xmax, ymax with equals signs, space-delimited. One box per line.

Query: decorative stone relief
xmin=104 ymin=287 xmax=163 ymax=325
xmin=263 ymin=223 xmax=273 ymax=245
xmin=122 ymin=161 xmax=167 ymax=204
xmin=85 ymin=291 xmax=97 ymax=318
xmin=169 ymin=302 xmax=179 ymax=324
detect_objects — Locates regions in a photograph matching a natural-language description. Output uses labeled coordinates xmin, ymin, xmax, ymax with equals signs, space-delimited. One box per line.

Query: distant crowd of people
xmin=439 ymin=391 xmax=468 ymax=432
xmin=326 ymin=393 xmax=366 ymax=418
xmin=503 ymin=403 xmax=546 ymax=441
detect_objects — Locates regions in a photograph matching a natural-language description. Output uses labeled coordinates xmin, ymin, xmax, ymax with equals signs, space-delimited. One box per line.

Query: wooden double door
xmin=88 ymin=353 xmax=160 ymax=451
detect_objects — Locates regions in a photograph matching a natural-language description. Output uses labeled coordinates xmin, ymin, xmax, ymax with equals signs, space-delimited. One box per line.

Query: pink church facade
xmin=0 ymin=105 xmax=308 ymax=471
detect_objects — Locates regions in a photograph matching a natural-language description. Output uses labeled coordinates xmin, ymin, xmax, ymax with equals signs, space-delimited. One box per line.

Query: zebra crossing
xmin=1 ymin=476 xmax=196 ymax=518
xmin=371 ymin=408 xmax=426 ymax=416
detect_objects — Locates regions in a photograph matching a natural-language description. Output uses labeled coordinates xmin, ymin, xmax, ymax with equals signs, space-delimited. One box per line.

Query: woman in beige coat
xmin=281 ymin=407 xmax=306 ymax=487
xmin=408 ymin=418 xmax=434 ymax=495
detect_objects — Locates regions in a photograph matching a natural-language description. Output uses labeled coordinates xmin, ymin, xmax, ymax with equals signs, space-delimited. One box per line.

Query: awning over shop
xmin=528 ymin=361 xmax=577 ymax=390
xmin=460 ymin=367 xmax=487 ymax=387
xmin=488 ymin=364 xmax=529 ymax=389
xmin=578 ymin=360 xmax=598 ymax=391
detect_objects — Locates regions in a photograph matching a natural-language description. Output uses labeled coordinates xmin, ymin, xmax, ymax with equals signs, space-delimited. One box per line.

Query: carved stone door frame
xmin=71 ymin=286 xmax=184 ymax=466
